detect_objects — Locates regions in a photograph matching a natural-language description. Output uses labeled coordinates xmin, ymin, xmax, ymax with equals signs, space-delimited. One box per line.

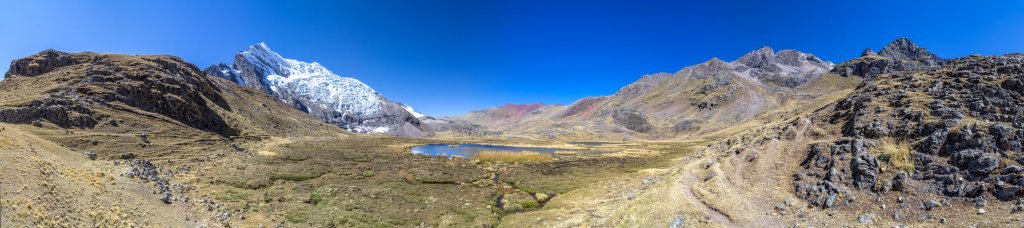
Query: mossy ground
xmin=179 ymin=135 xmax=696 ymax=227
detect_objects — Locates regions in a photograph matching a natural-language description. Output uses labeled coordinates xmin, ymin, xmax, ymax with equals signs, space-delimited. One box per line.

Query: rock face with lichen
xmin=796 ymin=53 xmax=1024 ymax=208
xmin=831 ymin=37 xmax=945 ymax=78
xmin=1 ymin=50 xmax=238 ymax=136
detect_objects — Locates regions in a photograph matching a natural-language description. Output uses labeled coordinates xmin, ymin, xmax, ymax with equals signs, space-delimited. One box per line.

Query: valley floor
xmin=0 ymin=121 xmax=700 ymax=227
xmin=4 ymin=96 xmax=1024 ymax=227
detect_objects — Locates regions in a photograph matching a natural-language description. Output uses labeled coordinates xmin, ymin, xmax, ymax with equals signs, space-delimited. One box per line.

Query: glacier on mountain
xmin=205 ymin=43 xmax=427 ymax=136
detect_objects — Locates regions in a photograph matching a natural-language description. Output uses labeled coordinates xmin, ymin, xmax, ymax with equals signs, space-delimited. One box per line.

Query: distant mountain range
xmin=205 ymin=43 xmax=428 ymax=137
xmin=0 ymin=38 xmax=951 ymax=140
xmin=457 ymin=38 xmax=941 ymax=140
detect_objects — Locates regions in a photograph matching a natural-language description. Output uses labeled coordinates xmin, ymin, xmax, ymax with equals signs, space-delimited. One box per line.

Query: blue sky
xmin=2 ymin=0 xmax=1023 ymax=116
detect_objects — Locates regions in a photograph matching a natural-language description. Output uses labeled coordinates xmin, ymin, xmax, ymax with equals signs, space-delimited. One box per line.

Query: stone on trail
xmin=858 ymin=213 xmax=873 ymax=224
xmin=669 ymin=215 xmax=685 ymax=228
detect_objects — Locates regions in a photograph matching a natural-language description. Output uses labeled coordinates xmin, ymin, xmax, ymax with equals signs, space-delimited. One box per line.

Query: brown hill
xmin=458 ymin=48 xmax=856 ymax=140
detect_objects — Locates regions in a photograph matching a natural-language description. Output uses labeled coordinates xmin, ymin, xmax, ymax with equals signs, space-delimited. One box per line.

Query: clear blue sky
xmin=2 ymin=0 xmax=1023 ymax=116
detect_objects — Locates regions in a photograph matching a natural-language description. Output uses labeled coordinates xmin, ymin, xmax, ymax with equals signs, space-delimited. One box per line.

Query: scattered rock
xmin=124 ymin=158 xmax=174 ymax=204
xmin=1013 ymin=203 xmax=1024 ymax=213
xmin=704 ymin=171 xmax=717 ymax=182
xmin=669 ymin=215 xmax=685 ymax=228
xmin=924 ymin=199 xmax=941 ymax=211
xmin=825 ymin=193 xmax=837 ymax=208
xmin=642 ymin=176 xmax=658 ymax=186
xmin=120 ymin=152 xmax=135 ymax=160
xmin=625 ymin=193 xmax=636 ymax=200
xmin=975 ymin=198 xmax=987 ymax=207
xmin=857 ymin=213 xmax=873 ymax=224
xmin=891 ymin=172 xmax=908 ymax=191
xmin=31 ymin=120 xmax=43 ymax=127
xmin=920 ymin=214 xmax=932 ymax=221
xmin=774 ymin=203 xmax=787 ymax=212
xmin=84 ymin=151 xmax=97 ymax=160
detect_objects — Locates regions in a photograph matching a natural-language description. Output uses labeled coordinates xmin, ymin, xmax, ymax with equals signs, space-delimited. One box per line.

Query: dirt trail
xmin=671 ymin=117 xmax=812 ymax=227
xmin=678 ymin=162 xmax=736 ymax=226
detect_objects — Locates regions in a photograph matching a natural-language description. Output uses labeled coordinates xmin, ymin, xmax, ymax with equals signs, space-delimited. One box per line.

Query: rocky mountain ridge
xmin=457 ymin=46 xmax=843 ymax=140
xmin=832 ymin=37 xmax=945 ymax=78
xmin=2 ymin=50 xmax=238 ymax=136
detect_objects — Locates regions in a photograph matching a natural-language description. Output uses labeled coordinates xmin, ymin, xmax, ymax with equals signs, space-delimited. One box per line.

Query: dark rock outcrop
xmin=203 ymin=63 xmax=244 ymax=84
xmin=831 ymin=37 xmax=945 ymax=78
xmin=612 ymin=108 xmax=651 ymax=133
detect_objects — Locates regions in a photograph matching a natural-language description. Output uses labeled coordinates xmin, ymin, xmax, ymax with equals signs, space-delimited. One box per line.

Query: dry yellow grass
xmin=472 ymin=151 xmax=553 ymax=163
xmin=0 ymin=138 xmax=18 ymax=148
xmin=878 ymin=139 xmax=914 ymax=173
xmin=553 ymin=151 xmax=577 ymax=155
xmin=257 ymin=150 xmax=278 ymax=157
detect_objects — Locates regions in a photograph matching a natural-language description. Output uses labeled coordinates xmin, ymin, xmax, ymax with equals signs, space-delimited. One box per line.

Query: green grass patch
xmin=284 ymin=209 xmax=309 ymax=223
xmin=355 ymin=172 xmax=375 ymax=178
xmin=271 ymin=171 xmax=325 ymax=181
xmin=310 ymin=192 xmax=325 ymax=205
xmin=520 ymin=200 xmax=539 ymax=209
xmin=213 ymin=189 xmax=249 ymax=202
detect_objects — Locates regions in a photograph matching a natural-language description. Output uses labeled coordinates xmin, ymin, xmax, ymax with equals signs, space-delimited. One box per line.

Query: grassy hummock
xmin=472 ymin=151 xmax=553 ymax=163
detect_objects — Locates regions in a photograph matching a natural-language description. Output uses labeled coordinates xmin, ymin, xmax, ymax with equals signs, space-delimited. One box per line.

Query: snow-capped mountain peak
xmin=205 ymin=43 xmax=428 ymax=136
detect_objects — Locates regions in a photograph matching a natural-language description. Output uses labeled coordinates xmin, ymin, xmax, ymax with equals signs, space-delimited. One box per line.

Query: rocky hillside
xmin=0 ymin=49 xmax=345 ymax=142
xmin=2 ymin=50 xmax=237 ymax=136
xmin=206 ymin=43 xmax=427 ymax=137
xmin=689 ymin=44 xmax=1024 ymax=226
xmin=831 ymin=37 xmax=945 ymax=78
xmin=458 ymin=47 xmax=847 ymax=140
xmin=797 ymin=53 xmax=1024 ymax=207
